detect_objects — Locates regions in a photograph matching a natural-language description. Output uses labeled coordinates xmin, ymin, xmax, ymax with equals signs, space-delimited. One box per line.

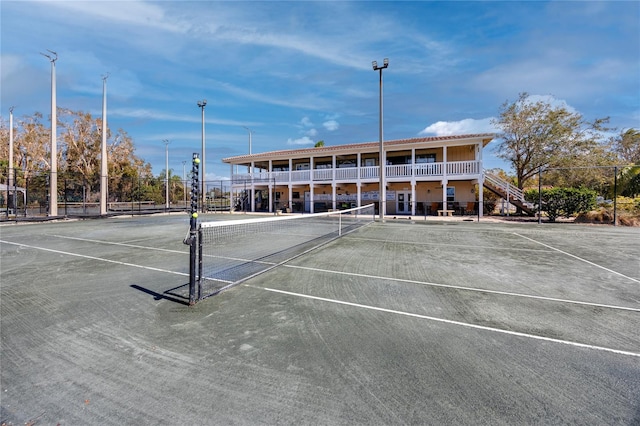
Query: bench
xmin=437 ymin=209 xmax=455 ymax=216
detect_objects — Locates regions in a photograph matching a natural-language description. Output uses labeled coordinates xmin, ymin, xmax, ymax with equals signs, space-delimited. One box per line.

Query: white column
xmin=411 ymin=182 xmax=416 ymax=216
xmin=357 ymin=184 xmax=361 ymax=208
xmin=332 ymin=183 xmax=337 ymax=210
xmin=309 ymin=184 xmax=314 ymax=214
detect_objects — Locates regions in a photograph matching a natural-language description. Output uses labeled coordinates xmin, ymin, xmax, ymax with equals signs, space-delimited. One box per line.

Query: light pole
xmin=8 ymin=107 xmax=14 ymax=215
xmin=243 ymin=126 xmax=253 ymax=173
xmin=164 ymin=139 xmax=170 ymax=210
xmin=197 ymin=100 xmax=207 ymax=212
xmin=100 ymin=73 xmax=109 ymax=215
xmin=372 ymin=58 xmax=389 ymax=220
xmin=182 ymin=160 xmax=187 ymax=206
xmin=41 ymin=49 xmax=58 ymax=216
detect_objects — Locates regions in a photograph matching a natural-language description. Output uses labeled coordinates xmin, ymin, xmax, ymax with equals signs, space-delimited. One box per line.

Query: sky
xmin=1 ymin=0 xmax=639 ymax=180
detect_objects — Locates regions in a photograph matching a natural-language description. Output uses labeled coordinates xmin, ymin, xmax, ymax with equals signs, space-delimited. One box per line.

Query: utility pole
xmin=41 ymin=49 xmax=58 ymax=216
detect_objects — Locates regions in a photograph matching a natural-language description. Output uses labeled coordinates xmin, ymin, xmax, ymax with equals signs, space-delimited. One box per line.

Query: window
xmin=446 ymin=187 xmax=455 ymax=202
xmin=416 ymin=154 xmax=436 ymax=163
xmin=364 ymin=158 xmax=376 ymax=167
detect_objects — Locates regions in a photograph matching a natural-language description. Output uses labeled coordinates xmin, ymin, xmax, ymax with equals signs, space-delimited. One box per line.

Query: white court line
xmin=0 ymin=239 xmax=188 ymax=277
xmin=53 ymin=234 xmax=187 ymax=255
xmin=282 ymin=264 xmax=640 ymax=312
xmin=253 ymin=286 xmax=640 ymax=358
xmin=513 ymin=233 xmax=640 ymax=284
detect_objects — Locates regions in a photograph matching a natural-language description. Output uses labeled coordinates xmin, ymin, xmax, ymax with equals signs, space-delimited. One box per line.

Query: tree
xmin=314 ymin=140 xmax=325 ymax=148
xmin=613 ymin=128 xmax=640 ymax=163
xmin=492 ymin=93 xmax=610 ymax=191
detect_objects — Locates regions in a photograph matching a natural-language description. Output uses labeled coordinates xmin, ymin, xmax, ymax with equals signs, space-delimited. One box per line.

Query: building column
xmin=442 ymin=179 xmax=448 ymax=212
xmin=309 ymin=184 xmax=314 ymax=214
xmin=411 ymin=182 xmax=416 ymax=216
xmin=332 ymin=183 xmax=337 ymax=210
xmin=357 ymin=183 xmax=362 ymax=208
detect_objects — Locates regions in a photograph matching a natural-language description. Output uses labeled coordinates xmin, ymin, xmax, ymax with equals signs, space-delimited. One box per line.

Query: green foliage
xmin=525 ymin=187 xmax=597 ymax=222
xmin=617 ymin=165 xmax=640 ymax=198
xmin=492 ymin=92 xmax=610 ymax=190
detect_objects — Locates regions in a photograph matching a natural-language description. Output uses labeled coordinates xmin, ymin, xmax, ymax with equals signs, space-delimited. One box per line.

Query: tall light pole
xmin=164 ymin=139 xmax=170 ymax=210
xmin=243 ymin=126 xmax=253 ymax=173
xmin=197 ymin=100 xmax=207 ymax=212
xmin=100 ymin=73 xmax=109 ymax=215
xmin=372 ymin=58 xmax=389 ymax=220
xmin=8 ymin=107 xmax=14 ymax=214
xmin=41 ymin=49 xmax=58 ymax=216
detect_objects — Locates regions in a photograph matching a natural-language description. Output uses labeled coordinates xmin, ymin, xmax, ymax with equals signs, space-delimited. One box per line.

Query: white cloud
xmin=419 ymin=118 xmax=497 ymax=136
xmin=306 ymin=128 xmax=318 ymax=137
xmin=323 ymin=120 xmax=339 ymax=131
xmin=287 ymin=136 xmax=314 ymax=146
xmin=300 ymin=116 xmax=313 ymax=127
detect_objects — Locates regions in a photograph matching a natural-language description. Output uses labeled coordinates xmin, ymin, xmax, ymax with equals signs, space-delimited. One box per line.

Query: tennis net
xmin=190 ymin=203 xmax=375 ymax=301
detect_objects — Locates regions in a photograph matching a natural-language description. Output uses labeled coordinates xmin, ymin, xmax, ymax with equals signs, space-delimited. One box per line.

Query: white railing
xmin=447 ymin=160 xmax=479 ymax=175
xmin=484 ymin=171 xmax=525 ymax=202
xmin=386 ymin=164 xmax=412 ymax=178
xmin=415 ymin=163 xmax=443 ymax=176
xmin=360 ymin=166 xmax=379 ymax=179
xmin=231 ymin=161 xmax=481 ymax=184
xmin=313 ymin=169 xmax=333 ymax=181
xmin=335 ymin=167 xmax=358 ymax=180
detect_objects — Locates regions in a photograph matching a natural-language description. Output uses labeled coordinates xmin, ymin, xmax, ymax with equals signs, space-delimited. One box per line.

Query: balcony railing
xmin=232 ymin=160 xmax=480 ymax=184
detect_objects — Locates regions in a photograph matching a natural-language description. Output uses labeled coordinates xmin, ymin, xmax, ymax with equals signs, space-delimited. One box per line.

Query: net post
xmin=198 ymin=226 xmax=203 ymax=301
xmin=187 ymin=153 xmax=200 ymax=305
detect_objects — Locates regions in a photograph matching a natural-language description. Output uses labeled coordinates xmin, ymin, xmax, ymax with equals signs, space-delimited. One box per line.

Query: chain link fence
xmin=0 ymin=168 xmax=233 ymax=220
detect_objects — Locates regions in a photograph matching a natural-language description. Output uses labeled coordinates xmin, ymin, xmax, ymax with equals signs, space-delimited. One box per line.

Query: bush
xmin=525 ymin=187 xmax=597 ymax=222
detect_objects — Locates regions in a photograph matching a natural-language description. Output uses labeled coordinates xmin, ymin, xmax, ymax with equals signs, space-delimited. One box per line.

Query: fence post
xmin=613 ymin=166 xmax=618 ymax=226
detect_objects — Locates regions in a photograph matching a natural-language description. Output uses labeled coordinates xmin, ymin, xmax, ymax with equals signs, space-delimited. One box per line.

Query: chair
xmin=465 ymin=202 xmax=476 ymax=215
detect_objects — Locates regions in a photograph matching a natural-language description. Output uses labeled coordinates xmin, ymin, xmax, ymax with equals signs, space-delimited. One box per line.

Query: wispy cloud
xmin=420 ymin=118 xmax=496 ymax=136
xmin=287 ymin=136 xmax=315 ymax=146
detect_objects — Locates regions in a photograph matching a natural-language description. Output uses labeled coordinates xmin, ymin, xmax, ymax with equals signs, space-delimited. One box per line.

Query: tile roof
xmin=222 ymin=133 xmax=495 ymax=163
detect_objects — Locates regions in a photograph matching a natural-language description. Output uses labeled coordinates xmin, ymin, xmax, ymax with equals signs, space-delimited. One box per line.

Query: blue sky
xmin=2 ymin=1 xmax=639 ymax=180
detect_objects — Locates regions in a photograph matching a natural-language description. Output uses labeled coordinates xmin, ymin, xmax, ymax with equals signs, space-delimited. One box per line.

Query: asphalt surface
xmin=1 ymin=214 xmax=639 ymax=425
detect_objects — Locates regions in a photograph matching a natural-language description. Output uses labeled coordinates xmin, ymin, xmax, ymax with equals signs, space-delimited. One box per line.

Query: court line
xmin=52 ymin=234 xmax=187 ymax=254
xmin=513 ymin=233 xmax=640 ymax=284
xmin=252 ymin=285 xmax=640 ymax=358
xmin=0 ymin=239 xmax=188 ymax=277
xmin=348 ymin=236 xmax=549 ymax=252
xmin=282 ymin=264 xmax=640 ymax=313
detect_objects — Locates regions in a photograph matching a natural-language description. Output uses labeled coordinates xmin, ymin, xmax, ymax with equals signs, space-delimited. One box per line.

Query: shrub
xmin=525 ymin=187 xmax=597 ymax=222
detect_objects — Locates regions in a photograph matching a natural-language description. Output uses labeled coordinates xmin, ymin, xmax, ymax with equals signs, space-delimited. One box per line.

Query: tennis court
xmin=1 ymin=214 xmax=639 ymax=425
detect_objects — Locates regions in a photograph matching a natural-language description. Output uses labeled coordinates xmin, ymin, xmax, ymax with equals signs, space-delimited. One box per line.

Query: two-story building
xmin=222 ymin=133 xmax=495 ymax=217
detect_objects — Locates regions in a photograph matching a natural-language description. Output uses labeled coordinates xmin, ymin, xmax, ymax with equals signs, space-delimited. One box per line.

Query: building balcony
xmin=231 ymin=160 xmax=480 ymax=185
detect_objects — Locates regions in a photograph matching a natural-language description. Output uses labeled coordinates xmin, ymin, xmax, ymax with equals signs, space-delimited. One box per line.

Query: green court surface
xmin=1 ymin=214 xmax=639 ymax=425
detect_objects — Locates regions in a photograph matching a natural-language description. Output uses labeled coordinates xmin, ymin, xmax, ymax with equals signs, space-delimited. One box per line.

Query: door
xmin=397 ymin=191 xmax=411 ymax=214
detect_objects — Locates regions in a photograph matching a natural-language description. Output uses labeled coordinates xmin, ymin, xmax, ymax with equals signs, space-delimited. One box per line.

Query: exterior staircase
xmin=483 ymin=171 xmax=536 ymax=216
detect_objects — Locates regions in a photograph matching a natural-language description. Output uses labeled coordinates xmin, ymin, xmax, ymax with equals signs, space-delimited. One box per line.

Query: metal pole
xmin=198 ymin=100 xmax=207 ymax=212
xmin=538 ymin=167 xmax=542 ymax=224
xmin=613 ymin=166 xmax=618 ymax=226
xmin=8 ymin=107 xmax=14 ymax=216
xmin=41 ymin=50 xmax=58 ymax=216
xmin=372 ymin=59 xmax=389 ymax=221
xmin=182 ymin=160 xmax=187 ymax=207
xmin=100 ymin=74 xmax=109 ymax=215
xmin=164 ymin=139 xmax=170 ymax=210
